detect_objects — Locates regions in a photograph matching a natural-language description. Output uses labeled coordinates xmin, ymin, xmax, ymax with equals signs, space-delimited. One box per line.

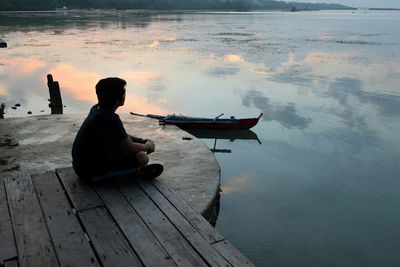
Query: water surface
xmin=1 ymin=10 xmax=400 ymax=266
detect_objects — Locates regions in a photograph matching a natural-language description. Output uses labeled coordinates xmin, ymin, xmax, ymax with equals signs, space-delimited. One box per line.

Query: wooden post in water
xmin=0 ymin=39 xmax=7 ymax=48
xmin=47 ymin=74 xmax=63 ymax=114
xmin=0 ymin=103 xmax=5 ymax=119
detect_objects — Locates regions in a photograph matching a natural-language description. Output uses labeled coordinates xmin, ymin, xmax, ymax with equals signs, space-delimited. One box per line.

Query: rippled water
xmin=1 ymin=10 xmax=400 ymax=266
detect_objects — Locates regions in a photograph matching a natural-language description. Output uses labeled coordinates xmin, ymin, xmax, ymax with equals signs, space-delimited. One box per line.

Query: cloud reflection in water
xmin=0 ymin=85 xmax=7 ymax=96
xmin=221 ymin=174 xmax=253 ymax=195
xmin=208 ymin=66 xmax=239 ymax=77
xmin=6 ymin=59 xmax=46 ymax=76
xmin=243 ymin=90 xmax=312 ymax=129
xmin=328 ymin=77 xmax=400 ymax=118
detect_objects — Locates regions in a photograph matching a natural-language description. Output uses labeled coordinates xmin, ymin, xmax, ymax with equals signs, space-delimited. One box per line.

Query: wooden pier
xmin=0 ymin=168 xmax=254 ymax=267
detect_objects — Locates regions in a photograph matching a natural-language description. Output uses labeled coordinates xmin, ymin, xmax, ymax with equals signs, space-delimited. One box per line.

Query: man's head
xmin=95 ymin=77 xmax=126 ymax=109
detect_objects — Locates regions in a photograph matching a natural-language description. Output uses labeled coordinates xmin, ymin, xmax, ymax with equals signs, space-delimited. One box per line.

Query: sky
xmin=295 ymin=0 xmax=400 ymax=8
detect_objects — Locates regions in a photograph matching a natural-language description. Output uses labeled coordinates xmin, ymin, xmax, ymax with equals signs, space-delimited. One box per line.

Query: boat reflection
xmin=185 ymin=129 xmax=261 ymax=154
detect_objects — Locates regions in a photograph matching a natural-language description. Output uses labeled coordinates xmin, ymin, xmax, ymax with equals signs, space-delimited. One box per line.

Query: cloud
xmin=221 ymin=174 xmax=252 ymax=195
xmin=147 ymin=40 xmax=160 ymax=48
xmin=207 ymin=66 xmax=239 ymax=77
xmin=6 ymin=59 xmax=46 ymax=76
xmin=243 ymin=90 xmax=312 ymax=129
xmin=120 ymin=71 xmax=164 ymax=90
xmin=0 ymin=84 xmax=7 ymax=96
xmin=47 ymin=64 xmax=169 ymax=115
xmin=48 ymin=64 xmax=100 ymax=103
xmin=328 ymin=77 xmax=400 ymax=117
xmin=118 ymin=93 xmax=168 ymax=115
xmin=224 ymin=54 xmax=243 ymax=63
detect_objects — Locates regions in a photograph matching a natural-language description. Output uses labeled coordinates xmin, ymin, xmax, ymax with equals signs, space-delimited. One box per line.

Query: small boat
xmin=130 ymin=112 xmax=263 ymax=130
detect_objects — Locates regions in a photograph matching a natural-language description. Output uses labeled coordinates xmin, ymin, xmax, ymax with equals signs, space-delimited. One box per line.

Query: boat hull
xmin=131 ymin=112 xmax=263 ymax=130
xmin=161 ymin=117 xmax=261 ymax=130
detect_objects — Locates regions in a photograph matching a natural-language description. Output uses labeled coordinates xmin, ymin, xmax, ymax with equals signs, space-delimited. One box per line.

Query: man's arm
xmin=129 ymin=134 xmax=148 ymax=144
xmin=119 ymin=137 xmax=155 ymax=154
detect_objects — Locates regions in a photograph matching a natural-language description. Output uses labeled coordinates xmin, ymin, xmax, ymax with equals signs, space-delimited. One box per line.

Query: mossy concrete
xmin=0 ymin=114 xmax=221 ymax=215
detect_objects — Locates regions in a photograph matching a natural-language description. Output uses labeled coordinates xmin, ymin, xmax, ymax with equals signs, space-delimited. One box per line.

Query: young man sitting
xmin=72 ymin=77 xmax=162 ymax=182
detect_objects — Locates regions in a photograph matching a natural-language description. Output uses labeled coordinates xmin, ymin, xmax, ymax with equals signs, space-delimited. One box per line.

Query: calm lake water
xmin=1 ymin=10 xmax=400 ymax=266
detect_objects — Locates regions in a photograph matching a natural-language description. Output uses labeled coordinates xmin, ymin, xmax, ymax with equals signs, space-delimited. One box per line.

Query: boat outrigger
xmin=130 ymin=112 xmax=263 ymax=130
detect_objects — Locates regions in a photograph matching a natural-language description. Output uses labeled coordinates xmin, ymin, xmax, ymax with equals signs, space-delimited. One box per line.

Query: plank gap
xmin=210 ymin=239 xmax=226 ymax=245
xmin=95 ymin=181 xmax=176 ymax=267
xmin=151 ymin=179 xmax=225 ymax=244
xmin=111 ymin=181 xmax=171 ymax=266
xmin=29 ymin=175 xmax=63 ymax=267
xmin=117 ymin=181 xmax=207 ymax=266
xmin=137 ymin=180 xmax=231 ymax=267
xmin=1 ymin=180 xmax=18 ymax=265
xmin=5 ymin=175 xmax=59 ymax=267
xmin=54 ymin=172 xmax=106 ymax=267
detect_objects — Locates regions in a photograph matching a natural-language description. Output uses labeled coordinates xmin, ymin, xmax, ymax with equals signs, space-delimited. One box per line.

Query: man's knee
xmin=136 ymin=151 xmax=149 ymax=167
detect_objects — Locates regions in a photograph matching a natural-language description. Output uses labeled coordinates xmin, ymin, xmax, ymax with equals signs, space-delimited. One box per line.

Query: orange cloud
xmin=224 ymin=54 xmax=243 ymax=63
xmin=221 ymin=174 xmax=252 ymax=195
xmin=118 ymin=93 xmax=168 ymax=115
xmin=162 ymin=36 xmax=177 ymax=42
xmin=47 ymin=64 xmax=168 ymax=115
xmin=147 ymin=40 xmax=160 ymax=48
xmin=120 ymin=71 xmax=163 ymax=89
xmin=48 ymin=64 xmax=100 ymax=103
xmin=0 ymin=84 xmax=7 ymax=96
xmin=6 ymin=59 xmax=46 ymax=75
xmin=303 ymin=51 xmax=346 ymax=64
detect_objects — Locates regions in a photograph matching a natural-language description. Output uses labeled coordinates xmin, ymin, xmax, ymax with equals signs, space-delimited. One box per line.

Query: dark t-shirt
xmin=72 ymin=105 xmax=128 ymax=178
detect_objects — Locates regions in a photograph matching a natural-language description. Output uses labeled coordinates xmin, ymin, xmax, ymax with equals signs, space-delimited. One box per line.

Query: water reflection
xmin=186 ymin=129 xmax=261 ymax=153
xmin=6 ymin=59 xmax=46 ymax=75
xmin=0 ymin=84 xmax=6 ymax=96
xmin=328 ymin=77 xmax=400 ymax=117
xmin=221 ymin=174 xmax=253 ymax=195
xmin=187 ymin=129 xmax=261 ymax=143
xmin=0 ymin=10 xmax=177 ymax=32
xmin=207 ymin=66 xmax=239 ymax=77
xmin=242 ymin=89 xmax=312 ymax=129
xmin=1 ymin=10 xmax=400 ymax=267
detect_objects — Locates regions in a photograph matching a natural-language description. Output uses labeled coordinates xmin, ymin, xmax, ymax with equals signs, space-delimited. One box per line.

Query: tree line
xmin=0 ymin=0 xmax=351 ymax=11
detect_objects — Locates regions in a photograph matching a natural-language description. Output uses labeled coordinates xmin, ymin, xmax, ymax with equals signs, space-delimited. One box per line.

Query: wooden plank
xmin=117 ymin=181 xmax=208 ymax=267
xmin=31 ymin=171 xmax=99 ymax=267
xmin=4 ymin=258 xmax=18 ymax=267
xmin=0 ymin=181 xmax=17 ymax=264
xmin=56 ymin=167 xmax=103 ymax=211
xmin=5 ymin=175 xmax=59 ymax=267
xmin=138 ymin=180 xmax=231 ymax=267
xmin=212 ymin=240 xmax=255 ymax=267
xmin=95 ymin=183 xmax=175 ymax=267
xmin=152 ymin=179 xmax=224 ymax=243
xmin=79 ymin=207 xmax=143 ymax=267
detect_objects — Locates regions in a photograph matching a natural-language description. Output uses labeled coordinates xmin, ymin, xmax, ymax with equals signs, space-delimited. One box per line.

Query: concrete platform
xmin=0 ymin=114 xmax=221 ymax=215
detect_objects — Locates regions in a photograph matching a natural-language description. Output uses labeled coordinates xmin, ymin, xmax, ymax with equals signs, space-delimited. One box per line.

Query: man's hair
xmin=95 ymin=77 xmax=126 ymax=109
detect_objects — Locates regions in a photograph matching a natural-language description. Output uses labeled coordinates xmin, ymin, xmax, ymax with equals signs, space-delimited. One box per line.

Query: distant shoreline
xmin=1 ymin=8 xmax=400 ymax=13
xmin=0 ymin=0 xmax=352 ymax=12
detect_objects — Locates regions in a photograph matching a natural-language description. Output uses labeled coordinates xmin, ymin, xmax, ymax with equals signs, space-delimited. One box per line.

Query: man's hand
xmin=145 ymin=140 xmax=155 ymax=154
xmin=119 ymin=137 xmax=155 ymax=155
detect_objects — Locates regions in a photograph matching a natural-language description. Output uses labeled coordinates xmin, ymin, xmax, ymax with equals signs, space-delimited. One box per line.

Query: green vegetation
xmin=0 ymin=0 xmax=352 ymax=11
